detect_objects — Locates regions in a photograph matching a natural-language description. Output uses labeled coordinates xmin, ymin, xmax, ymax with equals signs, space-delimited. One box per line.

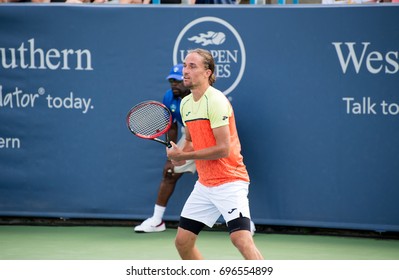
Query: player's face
xmin=183 ymin=53 xmax=209 ymax=90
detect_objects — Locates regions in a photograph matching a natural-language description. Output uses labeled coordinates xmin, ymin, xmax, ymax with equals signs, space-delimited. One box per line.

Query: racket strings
xmin=128 ymin=103 xmax=170 ymax=137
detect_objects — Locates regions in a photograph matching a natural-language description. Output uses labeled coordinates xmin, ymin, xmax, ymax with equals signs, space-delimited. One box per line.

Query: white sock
xmin=152 ymin=205 xmax=166 ymax=223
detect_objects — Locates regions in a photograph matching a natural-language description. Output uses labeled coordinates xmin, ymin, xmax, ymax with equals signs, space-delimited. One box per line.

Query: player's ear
xmin=205 ymin=68 xmax=212 ymax=78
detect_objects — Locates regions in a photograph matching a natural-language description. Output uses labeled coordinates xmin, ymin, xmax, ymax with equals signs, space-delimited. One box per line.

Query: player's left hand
xmin=166 ymin=141 xmax=186 ymax=166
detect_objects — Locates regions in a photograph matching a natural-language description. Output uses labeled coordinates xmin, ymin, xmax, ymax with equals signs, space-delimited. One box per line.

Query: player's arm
xmin=167 ymin=127 xmax=192 ymax=166
xmin=179 ymin=127 xmax=192 ymax=152
xmin=167 ymin=124 xmax=230 ymax=162
xmin=192 ymin=125 xmax=230 ymax=160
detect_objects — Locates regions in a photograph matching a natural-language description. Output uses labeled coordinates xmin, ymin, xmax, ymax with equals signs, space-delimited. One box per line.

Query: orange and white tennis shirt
xmin=180 ymin=86 xmax=249 ymax=187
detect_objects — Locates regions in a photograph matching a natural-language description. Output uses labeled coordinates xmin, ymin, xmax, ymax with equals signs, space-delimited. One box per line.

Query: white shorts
xmin=180 ymin=180 xmax=251 ymax=228
xmin=173 ymin=129 xmax=196 ymax=174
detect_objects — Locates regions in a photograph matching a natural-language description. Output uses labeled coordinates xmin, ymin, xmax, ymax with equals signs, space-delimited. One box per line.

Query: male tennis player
xmin=167 ymin=49 xmax=263 ymax=260
xmin=134 ymin=64 xmax=196 ymax=233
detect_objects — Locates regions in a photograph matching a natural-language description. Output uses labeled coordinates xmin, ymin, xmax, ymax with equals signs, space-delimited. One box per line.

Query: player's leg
xmin=228 ymin=217 xmax=264 ymax=260
xmin=175 ymin=181 xmax=219 ymax=259
xmin=218 ymin=181 xmax=264 ymax=260
xmin=175 ymin=219 xmax=205 ymax=260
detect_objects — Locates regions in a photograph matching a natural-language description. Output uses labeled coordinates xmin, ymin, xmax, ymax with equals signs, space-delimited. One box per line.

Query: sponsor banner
xmin=0 ymin=5 xmax=398 ymax=231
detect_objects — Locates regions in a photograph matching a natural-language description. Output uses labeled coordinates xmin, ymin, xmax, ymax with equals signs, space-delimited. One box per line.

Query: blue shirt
xmin=162 ymin=89 xmax=183 ymax=126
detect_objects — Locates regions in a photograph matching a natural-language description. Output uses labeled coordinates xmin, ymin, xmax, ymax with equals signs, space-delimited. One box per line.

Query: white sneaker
xmin=250 ymin=221 xmax=256 ymax=236
xmin=134 ymin=217 xmax=166 ymax=233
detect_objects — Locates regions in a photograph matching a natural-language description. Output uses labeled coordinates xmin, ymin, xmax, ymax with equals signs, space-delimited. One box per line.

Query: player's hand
xmin=166 ymin=141 xmax=186 ymax=166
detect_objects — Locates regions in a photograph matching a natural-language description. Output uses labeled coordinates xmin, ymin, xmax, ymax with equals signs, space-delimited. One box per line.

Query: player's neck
xmin=191 ymin=84 xmax=210 ymax=102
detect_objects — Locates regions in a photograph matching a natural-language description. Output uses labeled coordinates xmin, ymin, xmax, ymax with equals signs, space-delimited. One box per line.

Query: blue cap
xmin=166 ymin=64 xmax=183 ymax=81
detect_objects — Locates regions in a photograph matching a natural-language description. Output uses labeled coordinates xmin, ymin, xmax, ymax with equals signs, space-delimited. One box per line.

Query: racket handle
xmin=165 ymin=133 xmax=172 ymax=148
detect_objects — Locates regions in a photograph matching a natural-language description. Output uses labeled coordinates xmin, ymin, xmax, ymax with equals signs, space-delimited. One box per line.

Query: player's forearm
xmin=181 ymin=144 xmax=230 ymax=161
xmin=177 ymin=127 xmax=230 ymax=160
xmin=181 ymin=139 xmax=193 ymax=153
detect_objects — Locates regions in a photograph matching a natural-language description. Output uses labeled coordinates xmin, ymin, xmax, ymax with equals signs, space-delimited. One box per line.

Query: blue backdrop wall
xmin=0 ymin=4 xmax=398 ymax=232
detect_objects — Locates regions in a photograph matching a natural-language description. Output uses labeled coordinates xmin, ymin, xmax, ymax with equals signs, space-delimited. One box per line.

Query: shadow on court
xmin=1 ymin=226 xmax=399 ymax=260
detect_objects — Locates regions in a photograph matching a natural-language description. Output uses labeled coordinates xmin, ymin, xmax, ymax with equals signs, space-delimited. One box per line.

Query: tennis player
xmin=167 ymin=49 xmax=263 ymax=260
xmin=134 ymin=64 xmax=196 ymax=233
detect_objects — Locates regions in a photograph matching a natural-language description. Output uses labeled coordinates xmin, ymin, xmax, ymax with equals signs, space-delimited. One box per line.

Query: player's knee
xmin=175 ymin=230 xmax=192 ymax=252
xmin=230 ymin=232 xmax=252 ymax=250
xmin=174 ymin=235 xmax=184 ymax=251
xmin=175 ymin=218 xmax=204 ymax=252
xmin=227 ymin=216 xmax=252 ymax=251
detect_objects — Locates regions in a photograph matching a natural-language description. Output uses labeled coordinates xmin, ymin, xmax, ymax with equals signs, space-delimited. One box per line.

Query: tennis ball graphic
xmin=211 ymin=32 xmax=226 ymax=45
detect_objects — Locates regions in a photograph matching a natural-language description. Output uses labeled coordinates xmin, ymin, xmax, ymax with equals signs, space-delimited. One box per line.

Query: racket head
xmin=126 ymin=100 xmax=172 ymax=140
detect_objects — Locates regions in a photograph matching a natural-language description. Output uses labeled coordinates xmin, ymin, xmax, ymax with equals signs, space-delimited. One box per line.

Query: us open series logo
xmin=173 ymin=17 xmax=246 ymax=97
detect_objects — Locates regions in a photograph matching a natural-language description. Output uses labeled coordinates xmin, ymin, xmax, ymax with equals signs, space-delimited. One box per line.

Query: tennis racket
xmin=126 ymin=100 xmax=172 ymax=148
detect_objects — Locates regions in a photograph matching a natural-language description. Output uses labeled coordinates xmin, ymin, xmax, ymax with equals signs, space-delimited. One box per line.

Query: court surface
xmin=1 ymin=225 xmax=399 ymax=260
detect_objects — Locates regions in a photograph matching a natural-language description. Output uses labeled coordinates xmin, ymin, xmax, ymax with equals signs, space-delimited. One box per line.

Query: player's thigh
xmin=212 ymin=181 xmax=251 ymax=223
xmin=181 ymin=182 xmax=221 ymax=228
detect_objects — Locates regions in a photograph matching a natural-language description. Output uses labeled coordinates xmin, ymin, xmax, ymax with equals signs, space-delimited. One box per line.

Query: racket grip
xmin=165 ymin=133 xmax=172 ymax=148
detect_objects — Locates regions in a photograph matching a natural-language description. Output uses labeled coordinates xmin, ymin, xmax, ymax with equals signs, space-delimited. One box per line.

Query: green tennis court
xmin=1 ymin=225 xmax=398 ymax=260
